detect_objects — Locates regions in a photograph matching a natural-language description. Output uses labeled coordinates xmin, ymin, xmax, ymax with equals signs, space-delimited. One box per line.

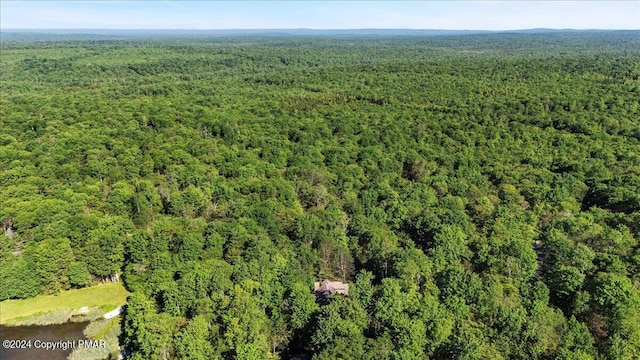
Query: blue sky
xmin=1 ymin=1 xmax=638 ymax=30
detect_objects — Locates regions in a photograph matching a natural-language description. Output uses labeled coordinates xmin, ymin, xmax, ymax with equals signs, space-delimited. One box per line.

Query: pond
xmin=0 ymin=321 xmax=88 ymax=360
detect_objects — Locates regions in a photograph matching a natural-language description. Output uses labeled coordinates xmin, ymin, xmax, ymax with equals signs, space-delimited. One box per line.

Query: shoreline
xmin=2 ymin=306 xmax=107 ymax=327
xmin=1 ymin=309 xmax=124 ymax=360
xmin=0 ymin=283 xmax=129 ymax=325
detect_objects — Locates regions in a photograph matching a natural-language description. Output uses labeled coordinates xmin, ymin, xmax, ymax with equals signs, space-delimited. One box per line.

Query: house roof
xmin=313 ymin=279 xmax=349 ymax=296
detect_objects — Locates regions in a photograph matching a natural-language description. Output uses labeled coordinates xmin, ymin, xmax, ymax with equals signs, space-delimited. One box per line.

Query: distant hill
xmin=1 ymin=28 xmax=490 ymax=37
xmin=2 ymin=28 xmax=636 ymax=35
xmin=1 ymin=28 xmax=637 ymax=42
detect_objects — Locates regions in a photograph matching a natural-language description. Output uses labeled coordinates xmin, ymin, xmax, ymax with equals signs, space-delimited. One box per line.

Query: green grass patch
xmin=69 ymin=317 xmax=122 ymax=360
xmin=83 ymin=317 xmax=119 ymax=339
xmin=0 ymin=283 xmax=129 ymax=325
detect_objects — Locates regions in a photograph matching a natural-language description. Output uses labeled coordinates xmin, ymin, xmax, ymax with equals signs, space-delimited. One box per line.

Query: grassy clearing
xmin=68 ymin=317 xmax=122 ymax=360
xmin=0 ymin=283 xmax=129 ymax=325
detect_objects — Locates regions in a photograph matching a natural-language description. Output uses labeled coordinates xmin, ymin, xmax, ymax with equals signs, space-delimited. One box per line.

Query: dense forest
xmin=1 ymin=32 xmax=639 ymax=359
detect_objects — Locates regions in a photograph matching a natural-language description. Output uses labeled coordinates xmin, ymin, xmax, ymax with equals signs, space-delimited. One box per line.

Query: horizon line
xmin=2 ymin=27 xmax=638 ymax=31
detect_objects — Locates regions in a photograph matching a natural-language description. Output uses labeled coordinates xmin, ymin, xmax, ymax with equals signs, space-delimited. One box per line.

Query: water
xmin=0 ymin=322 xmax=87 ymax=360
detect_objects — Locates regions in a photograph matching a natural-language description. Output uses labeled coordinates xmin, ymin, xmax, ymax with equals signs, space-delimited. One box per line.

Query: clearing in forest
xmin=0 ymin=283 xmax=129 ymax=324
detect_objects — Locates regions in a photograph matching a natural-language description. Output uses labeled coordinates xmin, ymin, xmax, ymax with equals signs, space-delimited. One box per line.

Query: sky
xmin=1 ymin=1 xmax=639 ymax=30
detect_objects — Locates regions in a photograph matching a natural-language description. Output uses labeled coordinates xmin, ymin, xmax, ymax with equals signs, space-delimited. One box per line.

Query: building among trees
xmin=313 ymin=280 xmax=349 ymax=305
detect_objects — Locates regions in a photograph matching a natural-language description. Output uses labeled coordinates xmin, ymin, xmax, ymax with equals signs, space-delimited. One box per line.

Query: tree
xmin=83 ymin=219 xmax=129 ymax=280
xmin=173 ymin=315 xmax=216 ymax=360
xmin=221 ymin=284 xmax=270 ymax=359
xmin=312 ymin=296 xmax=368 ymax=360
xmin=68 ymin=261 xmax=92 ymax=287
xmin=24 ymin=238 xmax=74 ymax=292
xmin=0 ymin=257 xmax=42 ymax=299
xmin=556 ymin=316 xmax=596 ymax=359
xmin=288 ymin=282 xmax=320 ymax=331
